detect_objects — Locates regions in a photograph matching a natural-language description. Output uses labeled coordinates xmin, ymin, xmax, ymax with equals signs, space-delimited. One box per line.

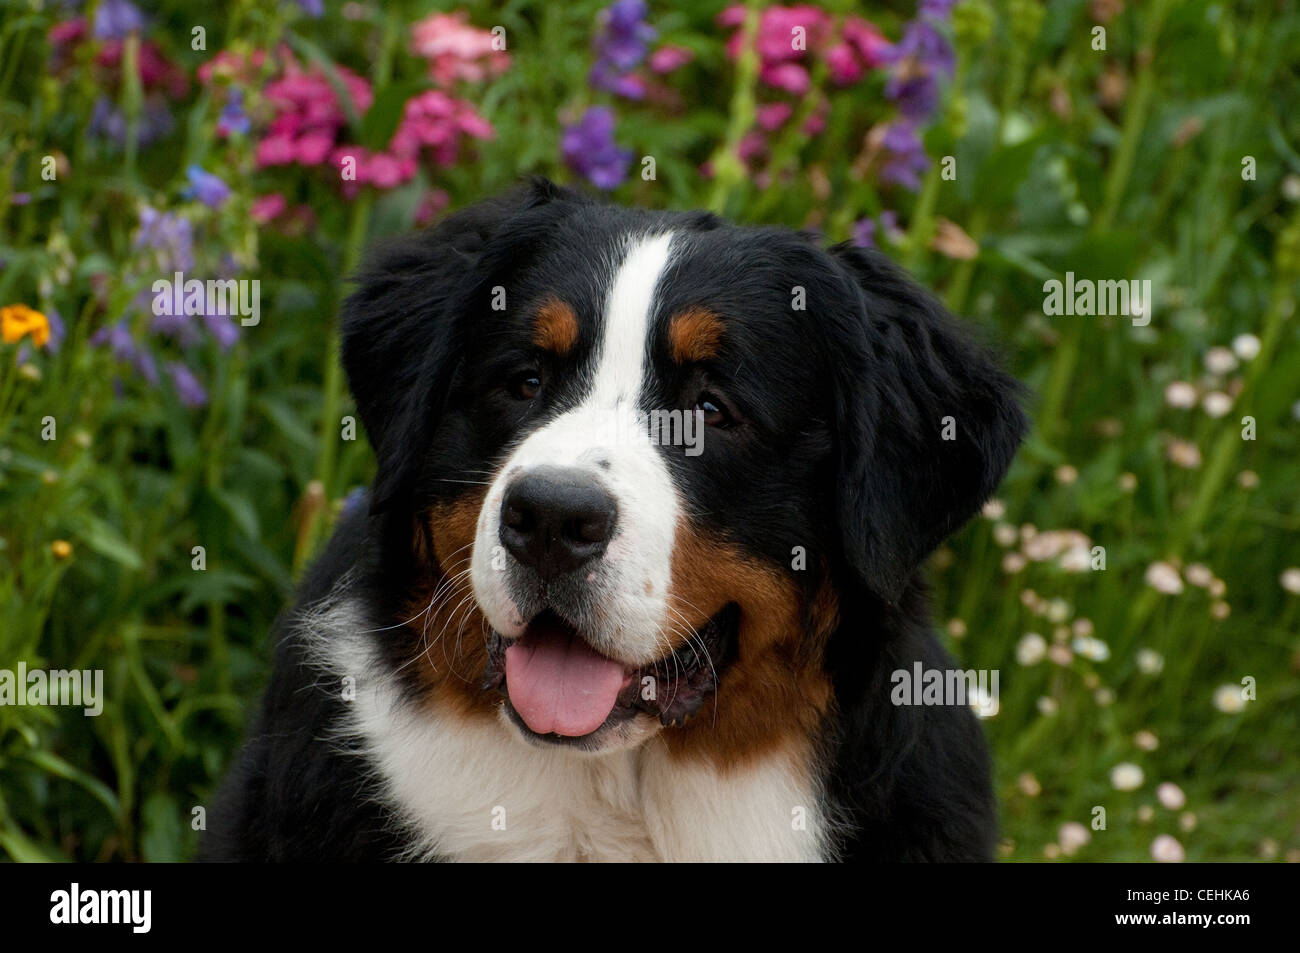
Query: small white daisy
xmin=1151 ymin=834 xmax=1185 ymax=863
xmin=1111 ymin=762 xmax=1144 ymax=791
xmin=1156 ymin=782 xmax=1186 ymax=811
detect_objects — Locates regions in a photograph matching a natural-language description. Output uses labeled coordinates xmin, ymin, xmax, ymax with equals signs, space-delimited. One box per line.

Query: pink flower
xmin=720 ymin=5 xmax=832 ymax=62
xmin=756 ymin=101 xmax=793 ymax=131
xmin=738 ymin=130 xmax=767 ymax=162
xmin=250 ymin=193 xmax=287 ymax=223
xmin=255 ymin=134 xmax=295 ymax=167
xmin=389 ymin=89 xmax=493 ymax=165
xmin=649 ymin=44 xmax=693 ymax=73
xmin=827 ymin=17 xmax=890 ymax=85
xmin=719 ymin=6 xmax=886 ymax=91
xmin=411 ymin=11 xmax=510 ymax=85
xmin=760 ymin=60 xmax=810 ymax=94
xmin=843 ymin=17 xmax=889 ymax=67
xmin=256 ymin=59 xmax=373 ymax=170
xmin=293 ymin=130 xmax=335 ymax=165
xmin=826 ymin=43 xmax=863 ymax=84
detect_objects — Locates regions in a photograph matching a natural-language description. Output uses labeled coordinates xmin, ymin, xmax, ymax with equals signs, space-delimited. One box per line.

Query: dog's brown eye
xmin=509 ymin=371 xmax=542 ymax=401
xmin=696 ymin=391 xmax=733 ymax=427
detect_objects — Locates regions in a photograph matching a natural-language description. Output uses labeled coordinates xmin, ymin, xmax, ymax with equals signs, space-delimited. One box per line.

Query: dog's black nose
xmin=500 ymin=467 xmax=616 ymax=579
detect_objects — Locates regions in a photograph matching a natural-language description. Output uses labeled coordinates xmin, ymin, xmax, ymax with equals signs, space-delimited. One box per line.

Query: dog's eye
xmin=696 ymin=391 xmax=734 ymax=428
xmin=508 ymin=371 xmax=542 ymax=401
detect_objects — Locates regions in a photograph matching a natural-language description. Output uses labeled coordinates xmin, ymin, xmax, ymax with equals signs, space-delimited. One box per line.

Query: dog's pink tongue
xmin=505 ymin=621 xmax=624 ymax=737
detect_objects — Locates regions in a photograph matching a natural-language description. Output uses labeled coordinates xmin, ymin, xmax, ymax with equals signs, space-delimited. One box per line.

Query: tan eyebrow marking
xmin=531 ymin=298 xmax=579 ymax=355
xmin=668 ymin=306 xmax=724 ymax=364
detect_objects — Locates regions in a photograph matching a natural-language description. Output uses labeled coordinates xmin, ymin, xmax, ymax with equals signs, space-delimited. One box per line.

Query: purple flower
xmin=132 ymin=348 xmax=159 ymax=386
xmin=562 ymin=106 xmax=632 ymax=190
xmin=202 ymin=311 xmax=240 ymax=351
xmin=920 ymin=0 xmax=959 ymax=17
xmin=134 ymin=206 xmax=195 ymax=273
xmin=883 ymin=12 xmax=955 ymax=119
xmin=90 ymin=318 xmax=159 ymax=386
xmin=852 ymin=218 xmax=876 ymax=248
xmin=216 ymin=90 xmax=250 ymax=137
xmin=598 ymin=0 xmax=656 ymax=69
xmin=590 ymin=0 xmax=655 ymax=98
xmin=879 ymin=120 xmax=928 ymax=189
xmin=45 ymin=308 xmax=65 ymax=352
xmin=167 ymin=361 xmax=207 ymax=407
xmin=589 ymin=61 xmax=647 ymax=99
xmin=93 ymin=0 xmax=145 ymax=40
xmin=342 ymin=486 xmax=369 ymax=516
xmin=184 ymin=165 xmax=231 ymax=208
xmin=90 ymin=95 xmax=174 ymax=147
xmin=90 ymin=319 xmax=136 ymax=362
xmin=296 ymin=0 xmax=324 ymax=16
xmin=149 ymin=306 xmax=200 ymax=346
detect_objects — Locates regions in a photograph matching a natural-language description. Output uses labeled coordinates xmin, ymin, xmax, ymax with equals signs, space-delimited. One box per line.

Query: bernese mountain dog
xmin=206 ymin=179 xmax=1026 ymax=862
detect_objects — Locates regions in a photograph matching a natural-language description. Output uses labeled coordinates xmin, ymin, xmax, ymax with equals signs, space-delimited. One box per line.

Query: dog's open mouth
xmin=481 ymin=604 xmax=739 ymax=742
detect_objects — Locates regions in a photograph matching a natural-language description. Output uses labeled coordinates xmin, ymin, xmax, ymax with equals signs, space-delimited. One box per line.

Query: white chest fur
xmin=316 ymin=605 xmax=829 ymax=862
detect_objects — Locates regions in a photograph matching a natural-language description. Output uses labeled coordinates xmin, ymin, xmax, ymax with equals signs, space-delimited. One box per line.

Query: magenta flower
xmin=648 ymin=44 xmax=693 ymax=74
xmin=251 ymin=194 xmax=287 ymax=224
xmin=719 ymin=4 xmax=832 ymax=93
xmin=756 ymin=101 xmax=793 ymax=131
xmin=827 ymin=18 xmax=890 ymax=85
xmin=256 ymin=60 xmax=373 ymax=170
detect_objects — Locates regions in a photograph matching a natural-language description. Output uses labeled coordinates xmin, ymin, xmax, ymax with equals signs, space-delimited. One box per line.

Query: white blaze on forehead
xmin=589 ymin=231 xmax=675 ymax=409
xmin=469 ymin=229 xmax=682 ymax=664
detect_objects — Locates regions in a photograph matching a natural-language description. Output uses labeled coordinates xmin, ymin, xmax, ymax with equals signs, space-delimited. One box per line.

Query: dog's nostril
xmin=571 ymin=514 xmax=613 ymax=544
xmin=499 ymin=467 xmax=617 ymax=579
xmin=501 ymin=504 xmax=532 ymax=532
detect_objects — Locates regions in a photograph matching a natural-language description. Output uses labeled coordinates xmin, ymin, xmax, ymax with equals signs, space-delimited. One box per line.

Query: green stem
xmin=1094 ymin=0 xmax=1169 ymax=234
xmin=296 ymin=193 xmax=372 ymax=572
xmin=707 ymin=2 xmax=761 ymax=215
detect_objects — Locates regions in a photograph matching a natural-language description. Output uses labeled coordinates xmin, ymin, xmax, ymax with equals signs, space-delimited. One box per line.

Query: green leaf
xmin=209 ymin=487 xmax=260 ymax=542
xmin=360 ymin=81 xmax=430 ymax=152
xmin=79 ymin=516 xmax=143 ymax=571
xmin=0 ymin=825 xmax=68 ymax=862
xmin=141 ymin=792 xmax=184 ymax=863
xmin=23 ymin=749 xmax=121 ymax=820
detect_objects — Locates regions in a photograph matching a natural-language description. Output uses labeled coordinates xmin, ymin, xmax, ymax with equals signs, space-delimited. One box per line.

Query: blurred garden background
xmin=1 ymin=0 xmax=1297 ymax=862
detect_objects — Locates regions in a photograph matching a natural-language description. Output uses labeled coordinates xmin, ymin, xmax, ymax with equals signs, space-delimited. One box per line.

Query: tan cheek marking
xmin=668 ymin=306 xmax=724 ymax=364
xmin=663 ymin=524 xmax=836 ymax=770
xmin=532 ymin=298 xmax=579 ymax=356
xmin=400 ymin=491 xmax=498 ymax=721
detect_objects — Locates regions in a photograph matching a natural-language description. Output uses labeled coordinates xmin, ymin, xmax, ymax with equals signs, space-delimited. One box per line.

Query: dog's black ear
xmin=340 ymin=178 xmax=580 ymax=511
xmin=826 ymin=244 xmax=1027 ymax=603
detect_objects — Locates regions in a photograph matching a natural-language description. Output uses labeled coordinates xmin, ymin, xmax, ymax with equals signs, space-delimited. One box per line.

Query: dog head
xmin=341 ymin=180 xmax=1025 ymax=755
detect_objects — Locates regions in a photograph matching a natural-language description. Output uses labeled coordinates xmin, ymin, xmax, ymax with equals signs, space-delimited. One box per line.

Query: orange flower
xmin=1 ymin=303 xmax=50 ymax=348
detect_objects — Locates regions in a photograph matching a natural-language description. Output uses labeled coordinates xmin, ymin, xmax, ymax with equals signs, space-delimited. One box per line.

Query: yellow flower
xmin=1 ymin=304 xmax=50 ymax=348
xmin=50 ymin=540 xmax=73 ymax=560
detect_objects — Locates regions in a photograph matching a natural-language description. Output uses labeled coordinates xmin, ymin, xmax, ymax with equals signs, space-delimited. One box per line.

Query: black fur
xmin=206 ymin=180 xmax=1025 ymax=862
